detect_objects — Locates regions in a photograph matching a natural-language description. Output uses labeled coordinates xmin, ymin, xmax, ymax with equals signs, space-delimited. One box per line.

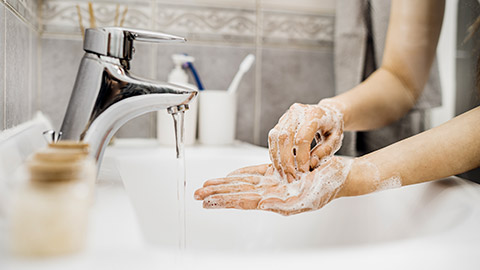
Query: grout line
xmin=3 ymin=0 xmax=38 ymax=33
xmin=37 ymin=0 xmax=43 ymax=119
xmin=3 ymin=2 xmax=6 ymax=129
xmin=150 ymin=0 xmax=157 ymax=138
xmin=253 ymin=0 xmax=263 ymax=145
xmin=36 ymin=29 xmax=41 ymax=118
xmin=38 ymin=0 xmax=44 ymax=36
xmin=28 ymin=22 xmax=32 ymax=120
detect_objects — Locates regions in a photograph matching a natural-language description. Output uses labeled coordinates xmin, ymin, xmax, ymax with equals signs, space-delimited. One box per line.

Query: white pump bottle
xmin=157 ymin=54 xmax=199 ymax=145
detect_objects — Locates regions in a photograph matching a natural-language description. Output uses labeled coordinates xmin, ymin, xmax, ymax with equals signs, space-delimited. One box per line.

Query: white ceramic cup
xmin=198 ymin=90 xmax=237 ymax=145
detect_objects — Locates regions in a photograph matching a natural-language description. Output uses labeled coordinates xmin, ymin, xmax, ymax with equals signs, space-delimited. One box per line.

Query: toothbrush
xmin=227 ymin=54 xmax=255 ymax=94
xmin=184 ymin=61 xmax=205 ymax=90
xmin=181 ymin=53 xmax=205 ymax=90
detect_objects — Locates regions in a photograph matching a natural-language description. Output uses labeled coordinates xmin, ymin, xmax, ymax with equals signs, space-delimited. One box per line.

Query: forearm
xmin=339 ymin=107 xmax=480 ymax=197
xmin=327 ymin=68 xmax=416 ymax=131
xmin=322 ymin=0 xmax=444 ymax=131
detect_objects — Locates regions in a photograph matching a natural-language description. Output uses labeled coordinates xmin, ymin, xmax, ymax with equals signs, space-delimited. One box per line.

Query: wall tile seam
xmin=28 ymin=21 xmax=33 ymax=119
xmin=158 ymin=1 xmax=256 ymax=12
xmin=149 ymin=0 xmax=156 ymax=137
xmin=253 ymin=0 xmax=262 ymax=145
xmin=5 ymin=0 xmax=38 ymax=16
xmin=44 ymin=0 xmax=335 ymax=16
xmin=3 ymin=2 xmax=6 ymax=129
xmin=3 ymin=0 xmax=40 ymax=33
xmin=37 ymin=0 xmax=43 ymax=116
xmin=39 ymin=32 xmax=335 ymax=53
xmin=36 ymin=27 xmax=41 ymax=119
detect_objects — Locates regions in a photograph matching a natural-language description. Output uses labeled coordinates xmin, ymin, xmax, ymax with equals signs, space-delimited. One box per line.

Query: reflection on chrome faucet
xmin=59 ymin=27 xmax=198 ymax=165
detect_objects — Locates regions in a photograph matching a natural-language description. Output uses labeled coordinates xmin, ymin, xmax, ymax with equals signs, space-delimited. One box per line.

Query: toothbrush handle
xmin=187 ymin=62 xmax=204 ymax=90
xmin=227 ymin=71 xmax=244 ymax=94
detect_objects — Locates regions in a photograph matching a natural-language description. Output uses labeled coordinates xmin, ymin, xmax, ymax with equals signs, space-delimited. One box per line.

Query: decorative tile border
xmin=41 ymin=1 xmax=151 ymax=35
xmin=154 ymin=4 xmax=257 ymax=44
xmin=262 ymin=10 xmax=334 ymax=47
xmin=40 ymin=0 xmax=334 ymax=49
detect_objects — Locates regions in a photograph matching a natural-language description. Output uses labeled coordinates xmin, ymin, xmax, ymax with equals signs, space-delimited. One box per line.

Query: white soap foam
xmin=376 ymin=175 xmax=402 ymax=191
xmin=354 ymin=158 xmax=403 ymax=192
xmin=258 ymin=157 xmax=354 ymax=215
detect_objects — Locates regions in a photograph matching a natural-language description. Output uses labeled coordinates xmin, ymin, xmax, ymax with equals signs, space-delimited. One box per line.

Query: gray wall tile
xmin=114 ymin=114 xmax=155 ymax=138
xmin=130 ymin=43 xmax=156 ymax=80
xmin=0 ymin=4 xmax=5 ymax=130
xmin=39 ymin=38 xmax=83 ymax=130
xmin=259 ymin=47 xmax=335 ymax=146
xmin=154 ymin=43 xmax=256 ymax=143
xmin=5 ymin=8 xmax=31 ymax=128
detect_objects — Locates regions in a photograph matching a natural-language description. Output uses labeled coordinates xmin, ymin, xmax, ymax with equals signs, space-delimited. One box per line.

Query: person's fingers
xmin=268 ymin=104 xmax=298 ymax=178
xmin=264 ymin=164 xmax=276 ymax=176
xmin=202 ymin=176 xmax=261 ymax=187
xmin=294 ymin=108 xmax=325 ymax=173
xmin=310 ymin=121 xmax=343 ymax=169
xmin=203 ymin=193 xmax=262 ymax=210
xmin=278 ymin=130 xmax=296 ymax=183
xmin=194 ymin=183 xmax=257 ymax=200
xmin=227 ymin=164 xmax=269 ymax=177
xmin=268 ymin=129 xmax=282 ymax=178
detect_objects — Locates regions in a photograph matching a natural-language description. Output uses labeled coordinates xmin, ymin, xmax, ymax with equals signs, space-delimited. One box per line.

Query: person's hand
xmin=194 ymin=156 xmax=353 ymax=216
xmin=268 ymin=102 xmax=344 ymax=182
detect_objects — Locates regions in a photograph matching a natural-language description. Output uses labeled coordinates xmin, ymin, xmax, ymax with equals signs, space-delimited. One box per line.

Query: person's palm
xmin=194 ymin=157 xmax=353 ymax=216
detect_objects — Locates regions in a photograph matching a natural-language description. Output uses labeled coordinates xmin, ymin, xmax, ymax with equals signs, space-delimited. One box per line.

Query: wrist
xmin=336 ymin=157 xmax=374 ymax=198
xmin=319 ymin=98 xmax=348 ymax=129
xmin=336 ymin=156 xmax=404 ymax=198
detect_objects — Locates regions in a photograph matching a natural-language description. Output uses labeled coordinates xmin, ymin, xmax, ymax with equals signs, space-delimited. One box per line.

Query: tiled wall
xmin=2 ymin=0 xmax=336 ymax=147
xmin=0 ymin=0 xmax=39 ymax=131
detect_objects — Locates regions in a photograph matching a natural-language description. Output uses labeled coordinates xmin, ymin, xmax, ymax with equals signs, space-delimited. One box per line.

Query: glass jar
xmin=9 ymin=143 xmax=96 ymax=257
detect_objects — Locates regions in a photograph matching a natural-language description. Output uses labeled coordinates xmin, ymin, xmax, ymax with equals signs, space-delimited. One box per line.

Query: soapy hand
xmin=194 ymin=157 xmax=353 ymax=216
xmin=268 ymin=102 xmax=344 ymax=182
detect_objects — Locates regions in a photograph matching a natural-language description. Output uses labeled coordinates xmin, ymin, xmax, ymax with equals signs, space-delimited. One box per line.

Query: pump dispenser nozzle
xmin=169 ymin=54 xmax=195 ymax=84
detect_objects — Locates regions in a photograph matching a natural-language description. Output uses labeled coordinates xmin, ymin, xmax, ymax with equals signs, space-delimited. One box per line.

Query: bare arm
xmin=269 ymin=0 xmax=445 ymax=179
xmin=194 ymin=107 xmax=480 ymax=215
xmin=330 ymin=0 xmax=445 ymax=131
xmin=339 ymin=107 xmax=480 ymax=197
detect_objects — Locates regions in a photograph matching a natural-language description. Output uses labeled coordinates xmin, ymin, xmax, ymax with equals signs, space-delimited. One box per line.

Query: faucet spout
xmin=58 ymin=27 xmax=197 ymax=169
xmin=60 ymin=53 xmax=197 ymax=165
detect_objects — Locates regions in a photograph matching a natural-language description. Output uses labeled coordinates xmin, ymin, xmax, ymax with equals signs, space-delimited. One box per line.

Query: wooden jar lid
xmin=29 ymin=142 xmax=92 ymax=182
xmin=48 ymin=140 xmax=89 ymax=152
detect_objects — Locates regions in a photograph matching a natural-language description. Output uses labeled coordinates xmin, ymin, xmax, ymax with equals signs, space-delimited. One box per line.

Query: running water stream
xmin=172 ymin=111 xmax=186 ymax=251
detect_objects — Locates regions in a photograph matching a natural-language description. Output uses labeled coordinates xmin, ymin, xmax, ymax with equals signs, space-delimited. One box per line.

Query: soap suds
xmin=354 ymin=158 xmax=403 ymax=192
xmin=376 ymin=175 xmax=402 ymax=191
xmin=268 ymin=103 xmax=345 ymax=180
xmin=259 ymin=157 xmax=354 ymax=215
xmin=202 ymin=100 xmax=402 ymax=215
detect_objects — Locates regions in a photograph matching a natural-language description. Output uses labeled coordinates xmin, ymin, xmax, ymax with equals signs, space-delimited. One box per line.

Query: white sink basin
xmin=106 ymin=140 xmax=480 ymax=253
xmin=7 ymin=139 xmax=476 ymax=269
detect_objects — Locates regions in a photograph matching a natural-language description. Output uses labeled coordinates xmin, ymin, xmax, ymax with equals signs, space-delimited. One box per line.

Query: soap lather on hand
xmin=194 ymin=102 xmax=348 ymax=216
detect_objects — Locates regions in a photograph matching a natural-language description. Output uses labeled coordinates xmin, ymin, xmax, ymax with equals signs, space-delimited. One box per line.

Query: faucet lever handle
xmin=127 ymin=28 xmax=186 ymax=43
xmin=84 ymin=27 xmax=186 ymax=61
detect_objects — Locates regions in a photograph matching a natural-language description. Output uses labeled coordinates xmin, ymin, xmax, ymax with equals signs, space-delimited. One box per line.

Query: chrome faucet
xmin=58 ymin=27 xmax=197 ymax=164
